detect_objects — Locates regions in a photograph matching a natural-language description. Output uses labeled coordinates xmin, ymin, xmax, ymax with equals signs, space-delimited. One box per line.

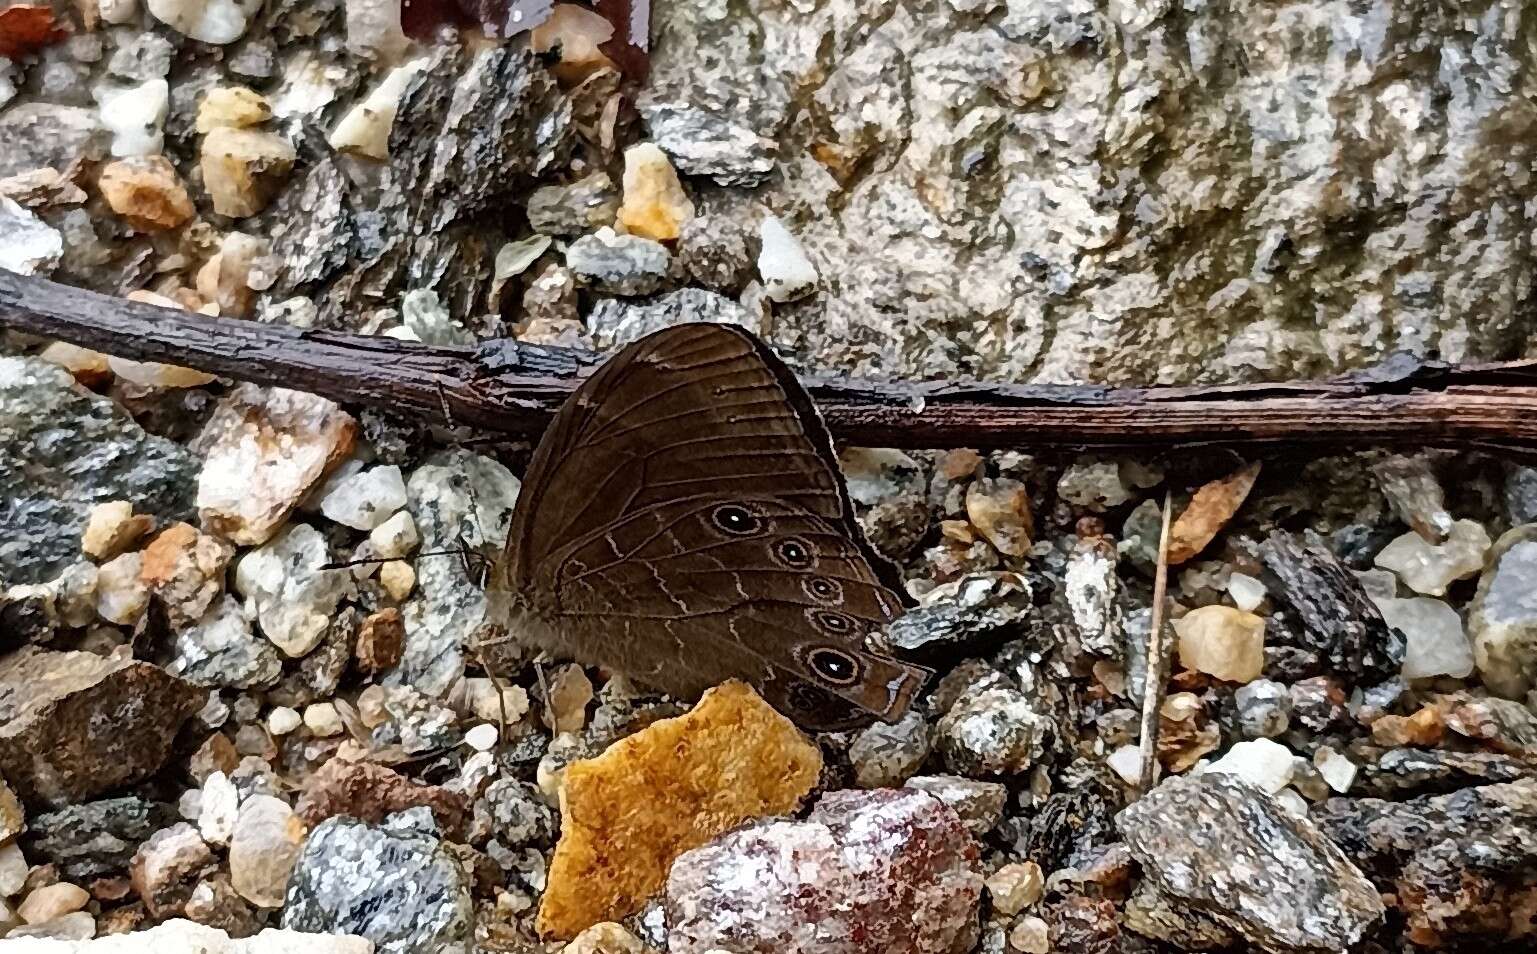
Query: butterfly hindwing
xmin=497 ymin=324 xmax=929 ymax=727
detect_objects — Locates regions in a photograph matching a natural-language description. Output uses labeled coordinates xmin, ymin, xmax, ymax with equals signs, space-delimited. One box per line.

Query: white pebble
xmin=1274 ymin=788 xmax=1311 ymax=818
xmin=368 ymin=510 xmax=420 ymax=559
xmin=327 ymin=57 xmax=428 ymax=160
xmin=320 ymin=465 xmax=409 ymax=531
xmin=1202 ymin=738 xmax=1296 ymax=794
xmin=303 ymin=702 xmax=344 ymax=737
xmin=1314 ymin=747 xmax=1357 ymax=794
xmin=757 ymin=215 xmax=818 ymax=302
xmin=198 ymin=771 xmax=240 ymax=846
xmin=267 ymin=706 xmax=302 ymax=735
xmin=1226 ymin=571 xmax=1267 ymax=612
xmin=147 ymin=0 xmax=261 ymax=43
xmin=1105 ymin=743 xmax=1142 ymax=785
xmin=464 ymin=723 xmax=499 ymax=752
xmin=95 ymin=79 xmax=169 ymax=156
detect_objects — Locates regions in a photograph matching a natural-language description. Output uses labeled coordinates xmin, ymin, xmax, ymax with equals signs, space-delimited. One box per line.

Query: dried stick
xmin=1137 ymin=490 xmax=1175 ymax=794
xmin=7 ymin=271 xmax=1537 ymax=453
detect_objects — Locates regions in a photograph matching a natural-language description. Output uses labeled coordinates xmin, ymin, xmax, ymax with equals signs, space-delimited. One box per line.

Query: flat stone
xmin=0 ymin=649 xmax=201 ymax=808
xmin=1469 ymin=524 xmax=1537 ymax=699
xmin=538 ymin=681 xmax=821 ymax=939
xmin=1117 ymin=774 xmax=1384 ymax=953
xmin=586 ymin=287 xmax=758 ymax=350
xmin=666 ymin=788 xmax=983 ymax=954
xmin=527 ymin=171 xmax=619 ymax=236
xmin=196 ymin=384 xmax=357 ymax=546
xmin=0 ymin=197 xmax=63 ymax=275
xmin=637 ymin=98 xmax=777 ymax=187
xmin=282 ymin=808 xmax=473 ymax=954
xmin=24 ymin=796 xmax=177 ymax=879
xmin=1370 ymin=593 xmax=1475 ymax=680
xmin=904 ymin=775 xmax=1007 ymax=837
xmin=0 ymin=104 xmax=107 ymax=179
xmin=294 ymin=757 xmax=468 ymax=838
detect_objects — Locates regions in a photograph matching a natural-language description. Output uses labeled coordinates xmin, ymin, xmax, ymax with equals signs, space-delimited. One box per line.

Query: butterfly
xmin=484 ymin=322 xmax=931 ymax=730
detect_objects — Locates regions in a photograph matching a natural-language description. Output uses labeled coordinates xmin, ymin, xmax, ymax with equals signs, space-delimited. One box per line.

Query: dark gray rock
xmin=282 ymin=808 xmax=474 ymax=954
xmin=885 ymin=573 xmax=1036 ymax=663
xmin=1257 ymin=531 xmax=1405 ymax=681
xmin=1314 ymin=779 xmax=1537 ymax=949
xmin=24 ymin=796 xmax=177 ymax=879
xmin=676 ymin=213 xmax=758 ymax=293
xmin=1356 ymin=747 xmax=1537 ymax=798
xmin=1117 ymin=774 xmax=1384 ymax=954
xmin=0 ymin=357 xmax=198 ymax=585
xmin=476 ymin=777 xmax=556 ymax=848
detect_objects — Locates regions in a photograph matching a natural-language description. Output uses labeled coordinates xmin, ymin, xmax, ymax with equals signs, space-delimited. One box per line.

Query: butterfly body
xmin=486 ymin=323 xmax=930 ymax=730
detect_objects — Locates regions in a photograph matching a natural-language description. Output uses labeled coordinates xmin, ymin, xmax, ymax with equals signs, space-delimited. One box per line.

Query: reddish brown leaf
xmin=0 ymin=4 xmax=69 ymax=59
xmin=1166 ymin=461 xmax=1262 ymax=565
xmin=593 ymin=0 xmax=647 ymax=81
xmin=401 ymin=0 xmax=551 ymax=41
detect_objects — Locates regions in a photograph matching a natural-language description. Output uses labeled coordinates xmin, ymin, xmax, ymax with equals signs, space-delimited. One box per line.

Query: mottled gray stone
xmin=390 ymin=450 xmax=518 ymax=697
xmin=566 ymin=228 xmax=670 ymax=297
xmin=170 ymin=596 xmax=284 ymax=690
xmin=935 ymin=685 xmax=1052 ymax=776
xmin=25 ymin=796 xmax=177 ymax=879
xmin=526 ymin=171 xmax=619 ymax=236
xmin=0 ymin=104 xmax=107 ymax=179
xmin=638 ymin=99 xmax=777 ymax=187
xmin=1469 ymin=524 xmax=1537 ymax=699
xmin=586 ymin=287 xmax=757 ymax=349
xmin=903 ymin=775 xmax=1007 ymax=837
xmin=1117 ymin=774 xmax=1384 ymax=954
xmin=107 ymin=32 xmax=176 ymax=81
xmin=282 ymin=809 xmax=473 ymax=954
xmin=1314 ymin=779 xmax=1537 ymax=948
xmin=650 ymin=0 xmax=1537 ymax=384
xmin=0 ymin=357 xmax=198 ymax=585
xmin=476 ymin=777 xmax=556 ymax=848
xmin=849 ymin=710 xmax=931 ymax=788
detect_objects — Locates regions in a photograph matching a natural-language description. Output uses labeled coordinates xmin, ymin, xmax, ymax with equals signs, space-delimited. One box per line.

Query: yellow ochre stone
xmin=615 ymin=142 xmax=694 ymax=241
xmin=536 ymin=680 xmax=821 ymax=939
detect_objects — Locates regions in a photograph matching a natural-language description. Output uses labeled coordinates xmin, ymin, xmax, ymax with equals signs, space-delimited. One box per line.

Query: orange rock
xmin=1371 ymin=704 xmax=1446 ymax=747
xmin=536 ymin=681 xmax=822 ymax=939
xmin=98 ymin=156 xmax=195 ymax=231
xmin=1167 ymin=462 xmax=1262 ymax=564
xmin=616 ymin=143 xmax=694 ymax=241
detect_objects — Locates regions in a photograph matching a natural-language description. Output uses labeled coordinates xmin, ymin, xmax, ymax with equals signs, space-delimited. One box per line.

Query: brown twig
xmin=1137 ymin=489 xmax=1175 ymax=794
xmin=6 ymin=271 xmax=1537 ymax=453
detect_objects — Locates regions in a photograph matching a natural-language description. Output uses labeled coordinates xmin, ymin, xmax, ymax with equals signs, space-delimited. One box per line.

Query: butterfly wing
xmin=497 ymin=323 xmax=929 ymax=727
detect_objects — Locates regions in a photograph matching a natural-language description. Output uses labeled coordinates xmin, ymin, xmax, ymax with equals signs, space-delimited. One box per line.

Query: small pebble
xmin=303 ymin=702 xmax=344 ymax=737
xmin=1226 ymin=572 xmax=1267 ymax=611
xmin=1314 ymin=747 xmax=1357 ymax=794
xmin=1202 ymin=738 xmax=1296 ymax=794
xmin=1174 ymin=605 xmax=1265 ymax=683
xmin=379 ymin=560 xmax=415 ymax=601
xmin=757 ymin=215 xmax=818 ymax=302
xmin=1009 ymin=915 xmax=1051 ymax=953
xmin=267 ymin=706 xmax=302 ymax=735
xmin=986 ymin=862 xmax=1044 ymax=916
xmin=19 ymin=883 xmax=89 ymax=924
xmin=464 ymin=723 xmax=499 ymax=752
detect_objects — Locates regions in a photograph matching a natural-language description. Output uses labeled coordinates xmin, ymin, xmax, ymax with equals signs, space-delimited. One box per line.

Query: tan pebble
xmin=81 ymin=501 xmax=153 ymax=561
xmin=1008 ymin=915 xmax=1050 ymax=953
xmin=19 ymin=882 xmax=89 ymax=924
xmin=986 ymin=861 xmax=1043 ymax=916
xmin=199 ymin=127 xmax=296 ymax=218
xmin=195 ymin=86 xmax=273 ymax=133
xmin=97 ymin=156 xmax=195 ymax=231
xmin=1173 ymin=605 xmax=1265 ymax=683
xmin=379 ymin=560 xmax=415 ymax=601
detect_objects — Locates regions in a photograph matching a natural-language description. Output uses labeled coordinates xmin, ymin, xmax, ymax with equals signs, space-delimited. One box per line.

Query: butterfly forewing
xmin=496 ymin=323 xmax=930 ymax=728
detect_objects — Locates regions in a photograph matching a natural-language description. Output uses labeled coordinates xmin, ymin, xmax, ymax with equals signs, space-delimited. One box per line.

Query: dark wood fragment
xmin=8 ymin=271 xmax=1537 ymax=455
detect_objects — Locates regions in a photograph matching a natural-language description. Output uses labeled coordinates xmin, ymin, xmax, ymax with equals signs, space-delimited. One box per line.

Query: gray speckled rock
xmin=391 ymin=450 xmax=518 ymax=697
xmin=170 ymin=597 xmax=283 ymax=690
xmin=566 ymin=228 xmax=671 ymax=297
xmin=586 ymin=287 xmax=759 ymax=350
xmin=1117 ymin=774 xmax=1384 ymax=954
xmin=0 ymin=358 xmax=197 ymax=586
xmin=1469 ymin=524 xmax=1537 ymax=699
xmin=282 ymin=808 xmax=473 ymax=954
xmin=935 ymin=685 xmax=1052 ymax=776
xmin=649 ymin=0 xmax=1537 ymax=384
xmin=25 ymin=796 xmax=178 ymax=879
xmin=638 ymin=99 xmax=777 ymax=187
xmin=526 ymin=172 xmax=620 ymax=236
xmin=0 ymin=104 xmax=108 ymax=178
xmin=666 ymin=788 xmax=982 ymax=954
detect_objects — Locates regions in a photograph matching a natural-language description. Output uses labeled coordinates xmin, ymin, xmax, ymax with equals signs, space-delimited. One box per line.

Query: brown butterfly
xmin=485 ymin=322 xmax=931 ymax=730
